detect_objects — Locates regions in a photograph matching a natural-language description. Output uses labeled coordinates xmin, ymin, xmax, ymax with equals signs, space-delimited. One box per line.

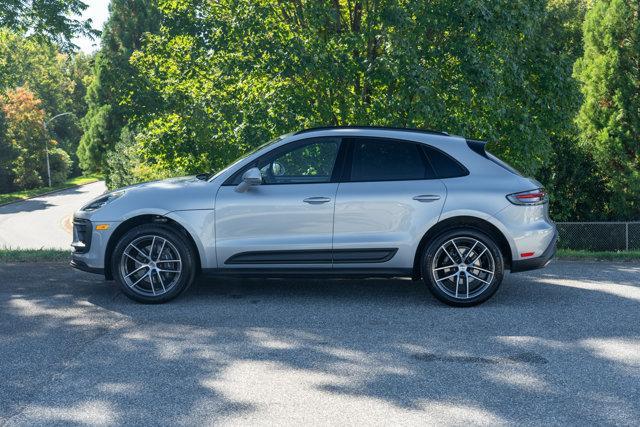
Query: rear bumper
xmin=510 ymin=230 xmax=557 ymax=273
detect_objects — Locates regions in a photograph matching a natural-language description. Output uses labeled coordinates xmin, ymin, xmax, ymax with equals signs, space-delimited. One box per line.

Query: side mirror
xmin=235 ymin=167 xmax=262 ymax=193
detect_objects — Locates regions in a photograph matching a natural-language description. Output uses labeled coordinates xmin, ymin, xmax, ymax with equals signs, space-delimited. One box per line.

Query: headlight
xmin=81 ymin=190 xmax=125 ymax=211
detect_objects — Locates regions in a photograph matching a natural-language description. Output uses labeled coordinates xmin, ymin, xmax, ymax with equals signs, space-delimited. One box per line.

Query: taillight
xmin=507 ymin=189 xmax=547 ymax=205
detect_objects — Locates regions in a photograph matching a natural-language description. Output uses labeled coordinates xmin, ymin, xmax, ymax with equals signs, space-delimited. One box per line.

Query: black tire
xmin=111 ymin=224 xmax=197 ymax=303
xmin=421 ymin=228 xmax=504 ymax=307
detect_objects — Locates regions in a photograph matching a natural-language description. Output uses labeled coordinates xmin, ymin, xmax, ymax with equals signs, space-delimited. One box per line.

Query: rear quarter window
xmin=422 ymin=146 xmax=468 ymax=178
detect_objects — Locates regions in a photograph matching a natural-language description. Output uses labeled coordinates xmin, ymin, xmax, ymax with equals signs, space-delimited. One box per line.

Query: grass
xmin=0 ymin=174 xmax=103 ymax=205
xmin=0 ymin=249 xmax=71 ymax=263
xmin=557 ymin=249 xmax=640 ymax=261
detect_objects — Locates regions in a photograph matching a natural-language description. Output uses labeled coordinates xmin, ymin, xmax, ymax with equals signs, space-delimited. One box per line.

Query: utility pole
xmin=43 ymin=112 xmax=75 ymax=187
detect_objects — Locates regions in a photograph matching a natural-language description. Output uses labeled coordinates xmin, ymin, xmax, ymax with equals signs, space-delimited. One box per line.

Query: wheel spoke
xmin=469 ymin=266 xmax=493 ymax=275
xmin=437 ymin=271 xmax=459 ymax=282
xmin=125 ymin=264 xmax=147 ymax=278
xmin=158 ymin=269 xmax=180 ymax=273
xmin=149 ymin=270 xmax=156 ymax=295
xmin=130 ymin=243 xmax=150 ymax=260
xmin=465 ymin=272 xmax=469 ymax=298
xmin=470 ymin=247 xmax=487 ymax=263
xmin=156 ymin=238 xmax=166 ymax=262
xmin=124 ymin=252 xmax=142 ymax=263
xmin=434 ymin=265 xmax=455 ymax=271
xmin=462 ymin=241 xmax=478 ymax=263
xmin=130 ymin=271 xmax=149 ymax=288
xmin=150 ymin=236 xmax=156 ymax=260
xmin=442 ymin=245 xmax=457 ymax=264
xmin=467 ymin=272 xmax=491 ymax=284
xmin=156 ymin=259 xmax=181 ymax=263
xmin=156 ymin=270 xmax=166 ymax=293
xmin=451 ymin=239 xmax=464 ymax=260
xmin=454 ymin=272 xmax=460 ymax=297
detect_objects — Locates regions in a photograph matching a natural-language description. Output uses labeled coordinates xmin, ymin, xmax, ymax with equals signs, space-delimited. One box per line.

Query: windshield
xmin=207 ymin=134 xmax=287 ymax=181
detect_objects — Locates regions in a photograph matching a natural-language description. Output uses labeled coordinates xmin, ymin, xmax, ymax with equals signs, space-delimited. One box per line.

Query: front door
xmin=215 ymin=137 xmax=342 ymax=269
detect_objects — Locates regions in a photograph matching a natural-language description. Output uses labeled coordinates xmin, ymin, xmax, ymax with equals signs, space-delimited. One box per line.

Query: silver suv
xmin=71 ymin=127 xmax=556 ymax=306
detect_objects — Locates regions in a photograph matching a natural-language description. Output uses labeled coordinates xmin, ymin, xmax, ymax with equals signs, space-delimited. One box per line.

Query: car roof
xmin=294 ymin=126 xmax=449 ymax=137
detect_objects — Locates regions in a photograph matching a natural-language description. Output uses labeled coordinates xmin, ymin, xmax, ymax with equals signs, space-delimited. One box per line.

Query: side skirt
xmin=201 ymin=267 xmax=413 ymax=279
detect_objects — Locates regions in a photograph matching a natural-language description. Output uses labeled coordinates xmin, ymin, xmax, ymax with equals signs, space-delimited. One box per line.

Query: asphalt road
xmin=0 ymin=261 xmax=638 ymax=426
xmin=0 ymin=182 xmax=107 ymax=250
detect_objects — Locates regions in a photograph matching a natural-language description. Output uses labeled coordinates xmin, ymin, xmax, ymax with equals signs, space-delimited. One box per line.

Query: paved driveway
xmin=0 ymin=182 xmax=107 ymax=249
xmin=0 ymin=261 xmax=638 ymax=425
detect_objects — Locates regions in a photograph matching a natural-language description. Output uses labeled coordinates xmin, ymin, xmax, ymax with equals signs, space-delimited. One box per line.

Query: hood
xmin=119 ymin=175 xmax=204 ymax=192
xmin=80 ymin=175 xmax=215 ymax=221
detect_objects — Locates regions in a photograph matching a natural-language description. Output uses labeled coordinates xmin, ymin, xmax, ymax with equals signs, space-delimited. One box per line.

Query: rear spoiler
xmin=466 ymin=139 xmax=488 ymax=157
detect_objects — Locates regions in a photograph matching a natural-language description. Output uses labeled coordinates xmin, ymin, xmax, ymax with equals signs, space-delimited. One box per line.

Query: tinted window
xmin=256 ymin=138 xmax=340 ymax=184
xmin=349 ymin=139 xmax=434 ymax=182
xmin=423 ymin=146 xmax=468 ymax=178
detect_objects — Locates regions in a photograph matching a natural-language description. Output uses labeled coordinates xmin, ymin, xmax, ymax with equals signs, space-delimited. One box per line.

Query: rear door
xmin=332 ymin=137 xmax=447 ymax=272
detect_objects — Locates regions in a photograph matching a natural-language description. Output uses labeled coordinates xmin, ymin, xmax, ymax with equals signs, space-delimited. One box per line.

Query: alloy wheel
xmin=431 ymin=237 xmax=495 ymax=300
xmin=119 ymin=235 xmax=182 ymax=297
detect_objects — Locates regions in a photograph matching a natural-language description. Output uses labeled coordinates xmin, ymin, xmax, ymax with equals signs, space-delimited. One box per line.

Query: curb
xmin=0 ymin=180 xmax=102 ymax=208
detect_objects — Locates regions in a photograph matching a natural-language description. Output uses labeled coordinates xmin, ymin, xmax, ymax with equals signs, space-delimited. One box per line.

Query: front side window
xmin=256 ymin=138 xmax=341 ymax=184
xmin=349 ymin=138 xmax=434 ymax=182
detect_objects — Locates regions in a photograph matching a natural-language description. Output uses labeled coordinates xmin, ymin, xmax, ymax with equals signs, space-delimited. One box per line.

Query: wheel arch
xmin=104 ymin=214 xmax=202 ymax=280
xmin=412 ymin=215 xmax=513 ymax=279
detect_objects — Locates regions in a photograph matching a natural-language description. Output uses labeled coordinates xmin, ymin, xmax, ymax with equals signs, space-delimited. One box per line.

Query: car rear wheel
xmin=421 ymin=228 xmax=504 ymax=307
xmin=112 ymin=224 xmax=197 ymax=303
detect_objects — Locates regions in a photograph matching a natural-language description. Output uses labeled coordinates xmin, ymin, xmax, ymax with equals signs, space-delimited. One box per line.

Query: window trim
xmin=222 ymin=137 xmax=346 ymax=186
xmin=341 ymin=137 xmax=438 ymax=183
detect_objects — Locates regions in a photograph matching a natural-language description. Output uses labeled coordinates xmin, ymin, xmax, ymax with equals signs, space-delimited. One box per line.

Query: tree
xmin=574 ymin=0 xmax=640 ymax=219
xmin=1 ymin=87 xmax=48 ymax=189
xmin=0 ymin=105 xmax=17 ymax=192
xmin=121 ymin=0 xmax=578 ymax=186
xmin=0 ymin=29 xmax=90 ymax=176
xmin=78 ymin=0 xmax=161 ymax=173
xmin=0 ymin=0 xmax=97 ymax=50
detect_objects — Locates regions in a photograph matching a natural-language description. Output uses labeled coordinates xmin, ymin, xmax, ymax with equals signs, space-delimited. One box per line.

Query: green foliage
xmin=1 ymin=87 xmax=47 ymax=189
xmin=0 ymin=29 xmax=90 ymax=178
xmin=0 ymin=0 xmax=97 ymax=51
xmin=0 ymin=107 xmax=16 ymax=192
xmin=539 ymin=136 xmax=609 ymax=221
xmin=47 ymin=146 xmax=72 ymax=185
xmin=124 ymin=0 xmax=578 ymax=184
xmin=78 ymin=0 xmax=161 ymax=173
xmin=574 ymin=0 xmax=640 ymax=219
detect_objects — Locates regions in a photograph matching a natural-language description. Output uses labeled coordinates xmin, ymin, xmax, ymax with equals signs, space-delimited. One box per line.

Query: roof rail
xmin=294 ymin=126 xmax=449 ymax=137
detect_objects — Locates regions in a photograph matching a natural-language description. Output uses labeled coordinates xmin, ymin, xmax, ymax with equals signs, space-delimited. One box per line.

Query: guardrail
xmin=555 ymin=222 xmax=640 ymax=251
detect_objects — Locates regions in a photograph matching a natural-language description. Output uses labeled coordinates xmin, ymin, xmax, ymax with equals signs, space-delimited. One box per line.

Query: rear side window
xmin=422 ymin=146 xmax=468 ymax=178
xmin=349 ymin=138 xmax=435 ymax=182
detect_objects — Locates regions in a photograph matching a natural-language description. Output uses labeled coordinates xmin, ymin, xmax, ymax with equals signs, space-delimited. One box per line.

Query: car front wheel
xmin=112 ymin=224 xmax=197 ymax=303
xmin=421 ymin=228 xmax=504 ymax=307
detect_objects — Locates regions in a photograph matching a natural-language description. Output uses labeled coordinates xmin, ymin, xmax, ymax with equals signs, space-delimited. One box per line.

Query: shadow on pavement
xmin=0 ymin=261 xmax=638 ymax=424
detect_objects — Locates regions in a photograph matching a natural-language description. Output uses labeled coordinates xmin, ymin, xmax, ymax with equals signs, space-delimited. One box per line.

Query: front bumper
xmin=70 ymin=258 xmax=104 ymax=275
xmin=510 ymin=230 xmax=558 ymax=273
xmin=70 ymin=217 xmax=120 ymax=276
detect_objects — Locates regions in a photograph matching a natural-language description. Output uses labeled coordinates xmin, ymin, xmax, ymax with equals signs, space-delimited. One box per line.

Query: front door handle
xmin=303 ymin=197 xmax=332 ymax=204
xmin=413 ymin=195 xmax=441 ymax=203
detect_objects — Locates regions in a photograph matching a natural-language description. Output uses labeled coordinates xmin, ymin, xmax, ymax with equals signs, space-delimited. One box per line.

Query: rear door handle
xmin=303 ymin=197 xmax=332 ymax=204
xmin=413 ymin=195 xmax=441 ymax=203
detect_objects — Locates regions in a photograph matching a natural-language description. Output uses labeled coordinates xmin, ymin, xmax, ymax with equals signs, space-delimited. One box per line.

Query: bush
xmin=46 ymin=146 xmax=72 ymax=185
